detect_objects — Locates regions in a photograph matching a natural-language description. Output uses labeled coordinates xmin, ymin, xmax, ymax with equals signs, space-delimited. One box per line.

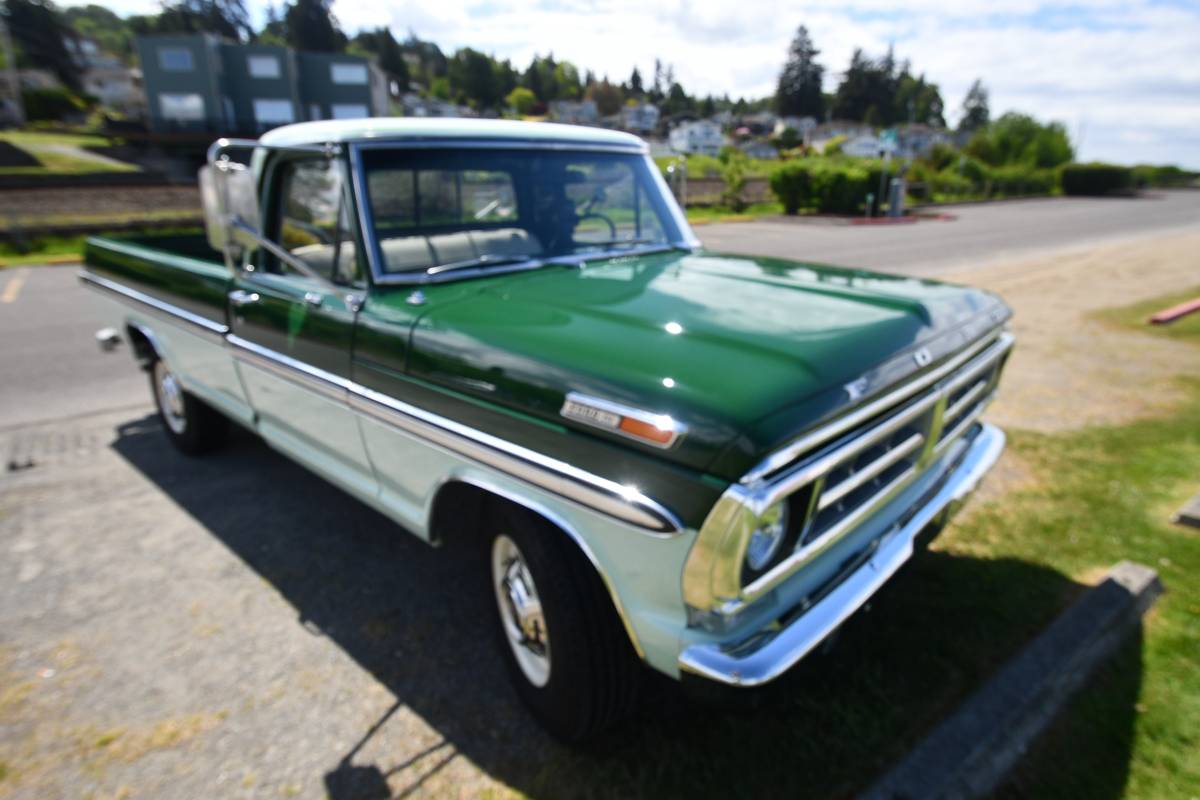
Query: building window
xmin=157 ymin=47 xmax=194 ymax=72
xmin=330 ymin=104 xmax=368 ymax=120
xmin=309 ymin=103 xmax=322 ymax=120
xmin=253 ymin=98 xmax=295 ymax=125
xmin=247 ymin=55 xmax=281 ymax=79
xmin=330 ymin=63 xmax=368 ymax=85
xmin=159 ymin=93 xmax=205 ymax=122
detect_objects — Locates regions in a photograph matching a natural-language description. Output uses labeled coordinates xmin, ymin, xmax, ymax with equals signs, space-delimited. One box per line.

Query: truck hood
xmin=406 ymin=249 xmax=1010 ymax=478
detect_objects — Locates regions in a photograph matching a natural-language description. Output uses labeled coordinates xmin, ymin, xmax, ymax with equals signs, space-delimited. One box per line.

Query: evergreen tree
xmin=775 ymin=24 xmax=824 ymax=118
xmin=959 ymin=78 xmax=989 ymax=132
xmin=628 ymin=66 xmax=642 ymax=97
xmin=3 ymin=0 xmax=81 ymax=90
xmin=283 ymin=0 xmax=341 ymax=53
xmin=351 ymin=27 xmax=408 ymax=90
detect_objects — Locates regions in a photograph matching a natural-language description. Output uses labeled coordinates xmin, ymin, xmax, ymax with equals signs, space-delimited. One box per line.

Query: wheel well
xmin=124 ymin=324 xmax=157 ymax=367
xmin=427 ymin=479 xmax=645 ymax=658
xmin=428 ymin=480 xmax=491 ymax=547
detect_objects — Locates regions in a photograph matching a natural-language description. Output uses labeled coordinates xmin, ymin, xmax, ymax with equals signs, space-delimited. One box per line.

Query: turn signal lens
xmin=618 ymin=416 xmax=676 ymax=446
xmin=745 ymin=502 xmax=790 ymax=572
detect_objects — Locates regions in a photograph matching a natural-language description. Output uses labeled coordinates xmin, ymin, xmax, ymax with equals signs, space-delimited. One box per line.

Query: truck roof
xmin=258 ymin=117 xmax=647 ymax=151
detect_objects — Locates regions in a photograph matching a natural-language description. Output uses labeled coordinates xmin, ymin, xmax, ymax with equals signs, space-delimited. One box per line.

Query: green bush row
xmin=1060 ymin=163 xmax=1134 ymax=196
xmin=768 ymin=160 xmax=879 ymax=215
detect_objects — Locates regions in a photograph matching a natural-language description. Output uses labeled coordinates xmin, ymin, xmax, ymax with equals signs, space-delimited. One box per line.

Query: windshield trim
xmin=347 ymin=141 xmax=699 ymax=287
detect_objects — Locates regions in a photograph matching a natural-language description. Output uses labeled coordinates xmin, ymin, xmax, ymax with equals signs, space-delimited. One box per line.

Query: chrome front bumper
xmin=678 ymin=422 xmax=1006 ymax=687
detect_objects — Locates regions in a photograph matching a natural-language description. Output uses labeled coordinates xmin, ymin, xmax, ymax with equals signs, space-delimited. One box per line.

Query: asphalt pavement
xmin=1 ymin=190 xmax=1197 ymax=431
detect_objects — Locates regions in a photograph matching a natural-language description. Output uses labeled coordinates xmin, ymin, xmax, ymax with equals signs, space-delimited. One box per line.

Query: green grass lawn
xmin=516 ymin=289 xmax=1200 ymax=798
xmin=685 ymin=201 xmax=782 ymax=224
xmin=0 ymin=130 xmax=136 ymax=175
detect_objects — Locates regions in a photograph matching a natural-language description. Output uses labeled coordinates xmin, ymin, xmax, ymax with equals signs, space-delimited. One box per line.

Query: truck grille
xmin=743 ymin=331 xmax=1013 ymax=594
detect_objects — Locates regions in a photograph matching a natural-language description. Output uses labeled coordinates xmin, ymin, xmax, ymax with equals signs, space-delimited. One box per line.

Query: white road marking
xmin=2 ymin=268 xmax=29 ymax=303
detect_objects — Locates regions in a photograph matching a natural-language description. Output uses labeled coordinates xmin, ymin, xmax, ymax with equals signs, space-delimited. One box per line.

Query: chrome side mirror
xmin=199 ymin=160 xmax=261 ymax=260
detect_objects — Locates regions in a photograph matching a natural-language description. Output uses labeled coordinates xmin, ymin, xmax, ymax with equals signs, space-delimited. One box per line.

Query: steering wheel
xmin=575 ymin=212 xmax=617 ymax=241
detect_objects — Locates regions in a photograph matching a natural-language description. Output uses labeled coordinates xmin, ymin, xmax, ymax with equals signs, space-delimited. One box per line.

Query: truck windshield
xmin=358 ymin=148 xmax=684 ymax=276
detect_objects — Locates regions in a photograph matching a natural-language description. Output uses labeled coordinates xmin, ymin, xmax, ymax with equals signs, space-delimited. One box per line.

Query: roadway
xmin=1 ymin=190 xmax=1196 ymax=430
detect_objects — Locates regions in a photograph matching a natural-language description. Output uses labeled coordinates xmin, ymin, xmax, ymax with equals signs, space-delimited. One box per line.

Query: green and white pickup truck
xmin=83 ymin=118 xmax=1013 ymax=740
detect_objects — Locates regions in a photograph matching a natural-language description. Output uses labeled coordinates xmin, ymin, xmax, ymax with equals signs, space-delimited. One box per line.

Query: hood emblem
xmin=913 ymin=347 xmax=933 ymax=367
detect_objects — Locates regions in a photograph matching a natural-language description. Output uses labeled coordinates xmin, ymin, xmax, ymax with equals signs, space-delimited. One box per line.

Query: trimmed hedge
xmin=1060 ymin=163 xmax=1134 ymax=196
xmin=21 ymin=88 xmax=89 ymax=122
xmin=769 ymin=160 xmax=872 ymax=215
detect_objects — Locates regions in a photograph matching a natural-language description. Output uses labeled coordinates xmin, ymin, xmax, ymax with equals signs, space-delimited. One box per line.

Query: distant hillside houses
xmin=621 ymin=103 xmax=660 ymax=134
xmin=549 ymin=99 xmax=598 ymax=126
xmin=669 ymin=119 xmax=725 ymax=156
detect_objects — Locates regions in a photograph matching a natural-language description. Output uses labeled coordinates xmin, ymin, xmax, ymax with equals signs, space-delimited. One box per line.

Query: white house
xmin=621 ymin=102 xmax=660 ymax=133
xmin=774 ymin=115 xmax=817 ymax=136
xmin=895 ymin=123 xmax=952 ymax=158
xmin=669 ymin=119 xmax=725 ymax=156
xmin=841 ymin=134 xmax=897 ymax=159
xmin=549 ymin=99 xmax=598 ymax=125
xmin=738 ymin=139 xmax=777 ymax=159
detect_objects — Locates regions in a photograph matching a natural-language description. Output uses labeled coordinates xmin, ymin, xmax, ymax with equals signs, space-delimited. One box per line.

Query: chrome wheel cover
xmin=154 ymin=361 xmax=187 ymax=435
xmin=492 ymin=534 xmax=551 ymax=687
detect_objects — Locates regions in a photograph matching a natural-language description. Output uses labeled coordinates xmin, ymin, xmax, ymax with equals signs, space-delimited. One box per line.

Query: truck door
xmin=226 ymin=155 xmax=376 ymax=500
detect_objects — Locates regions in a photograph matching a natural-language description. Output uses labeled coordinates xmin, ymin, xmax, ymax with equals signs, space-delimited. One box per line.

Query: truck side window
xmin=276 ymin=159 xmax=358 ymax=284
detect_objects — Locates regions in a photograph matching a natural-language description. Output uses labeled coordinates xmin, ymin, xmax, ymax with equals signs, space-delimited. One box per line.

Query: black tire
xmin=149 ymin=358 xmax=229 ymax=456
xmin=487 ymin=501 xmax=641 ymax=742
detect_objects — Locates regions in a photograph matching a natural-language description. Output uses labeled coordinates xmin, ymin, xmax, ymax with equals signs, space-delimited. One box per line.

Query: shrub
xmin=21 ymin=88 xmax=89 ymax=121
xmin=720 ymin=149 xmax=749 ymax=212
xmin=1132 ymin=164 xmax=1198 ymax=189
xmin=930 ymin=168 xmax=974 ymax=198
xmin=768 ymin=161 xmax=813 ymax=214
xmin=811 ymin=163 xmax=870 ymax=214
xmin=990 ymin=165 xmax=1056 ymax=197
xmin=822 ymin=134 xmax=847 ymax=157
xmin=1060 ymin=163 xmax=1134 ymax=196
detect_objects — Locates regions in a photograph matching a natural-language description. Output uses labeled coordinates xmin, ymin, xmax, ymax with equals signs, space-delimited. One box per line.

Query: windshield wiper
xmin=425 ymin=253 xmax=541 ymax=276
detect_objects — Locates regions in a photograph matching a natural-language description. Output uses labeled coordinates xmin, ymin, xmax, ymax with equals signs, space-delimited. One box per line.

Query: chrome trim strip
xmin=742 ymin=330 xmax=1007 ymax=485
xmin=350 ymin=383 xmax=683 ymax=535
xmin=817 ymin=431 xmax=925 ymax=511
xmin=560 ymin=391 xmax=687 ymax=449
xmin=225 ymin=334 xmax=684 ymax=535
xmin=79 ymin=271 xmax=229 ymax=341
xmin=679 ymin=423 xmax=1006 ymax=686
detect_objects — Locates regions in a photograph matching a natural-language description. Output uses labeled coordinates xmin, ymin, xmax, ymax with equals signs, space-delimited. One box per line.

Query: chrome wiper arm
xmin=425 ymin=253 xmax=541 ymax=276
xmin=576 ymin=237 xmax=660 ymax=249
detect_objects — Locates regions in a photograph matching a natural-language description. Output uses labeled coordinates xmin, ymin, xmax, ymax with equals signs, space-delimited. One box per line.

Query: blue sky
xmin=76 ymin=0 xmax=1200 ymax=167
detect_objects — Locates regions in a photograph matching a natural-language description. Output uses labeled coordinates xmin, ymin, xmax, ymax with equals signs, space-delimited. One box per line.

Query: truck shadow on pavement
xmin=111 ymin=415 xmax=1142 ymax=800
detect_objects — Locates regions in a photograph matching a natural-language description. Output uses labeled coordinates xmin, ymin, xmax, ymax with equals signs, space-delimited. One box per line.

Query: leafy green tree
xmin=449 ymin=47 xmax=500 ymax=108
xmin=586 ymin=78 xmax=622 ymax=115
xmin=3 ymin=0 xmax=81 ymax=90
xmin=958 ymin=78 xmax=989 ymax=132
xmin=965 ymin=112 xmax=1073 ymax=168
xmin=506 ymin=86 xmax=536 ymax=115
xmin=894 ymin=70 xmax=944 ymax=126
xmin=775 ymin=24 xmax=823 ymax=118
xmin=63 ymin=4 xmax=131 ymax=61
xmin=283 ymin=0 xmax=342 ymax=52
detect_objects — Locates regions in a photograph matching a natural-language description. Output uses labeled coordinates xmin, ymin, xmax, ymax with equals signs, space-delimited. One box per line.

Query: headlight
xmin=744 ymin=502 xmax=789 ymax=572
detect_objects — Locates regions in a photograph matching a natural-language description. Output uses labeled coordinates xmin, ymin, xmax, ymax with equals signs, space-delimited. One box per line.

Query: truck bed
xmin=83 ymin=233 xmax=232 ymax=329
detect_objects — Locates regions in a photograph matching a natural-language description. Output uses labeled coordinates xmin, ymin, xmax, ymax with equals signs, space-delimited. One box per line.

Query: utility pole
xmin=0 ymin=15 xmax=24 ymax=126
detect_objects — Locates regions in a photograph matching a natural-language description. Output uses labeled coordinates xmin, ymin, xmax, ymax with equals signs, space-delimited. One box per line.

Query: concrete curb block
xmin=862 ymin=560 xmax=1163 ymax=800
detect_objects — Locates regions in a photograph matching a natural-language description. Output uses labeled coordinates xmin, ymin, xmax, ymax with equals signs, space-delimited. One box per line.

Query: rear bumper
xmin=678 ymin=422 xmax=1005 ymax=687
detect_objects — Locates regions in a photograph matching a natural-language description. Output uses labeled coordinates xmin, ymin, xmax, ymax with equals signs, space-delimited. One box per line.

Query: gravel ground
xmin=2 ymin=230 xmax=1197 ymax=799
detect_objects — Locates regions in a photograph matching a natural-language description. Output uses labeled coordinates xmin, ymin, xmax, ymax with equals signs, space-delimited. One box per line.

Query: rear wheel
xmin=487 ymin=502 xmax=640 ymax=742
xmin=150 ymin=359 xmax=228 ymax=456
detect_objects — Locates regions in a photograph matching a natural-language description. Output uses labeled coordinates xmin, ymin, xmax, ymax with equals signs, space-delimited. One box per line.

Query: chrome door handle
xmin=228 ymin=289 xmax=260 ymax=308
xmin=303 ymin=291 xmax=323 ymax=307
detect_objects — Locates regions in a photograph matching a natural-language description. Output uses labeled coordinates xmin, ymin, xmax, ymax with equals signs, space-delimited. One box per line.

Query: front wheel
xmin=488 ymin=503 xmax=640 ymax=742
xmin=150 ymin=359 xmax=228 ymax=456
